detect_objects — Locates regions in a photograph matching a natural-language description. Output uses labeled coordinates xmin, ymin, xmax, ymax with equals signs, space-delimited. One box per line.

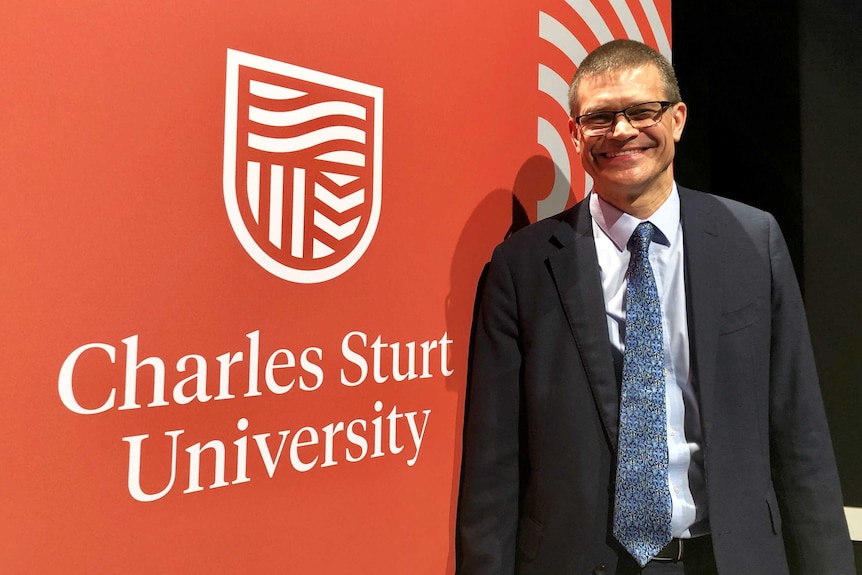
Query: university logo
xmin=223 ymin=49 xmax=383 ymax=283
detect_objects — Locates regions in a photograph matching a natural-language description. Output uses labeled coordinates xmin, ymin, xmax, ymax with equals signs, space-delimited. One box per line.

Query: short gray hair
xmin=568 ymin=39 xmax=681 ymax=117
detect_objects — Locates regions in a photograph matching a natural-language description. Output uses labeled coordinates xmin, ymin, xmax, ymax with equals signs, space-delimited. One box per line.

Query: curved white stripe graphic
xmin=249 ymin=80 xmax=306 ymax=100
xmin=640 ymin=0 xmax=671 ymax=61
xmin=316 ymin=150 xmax=365 ymax=167
xmin=563 ymin=0 xmax=614 ymax=44
xmin=248 ymin=126 xmax=365 ymax=153
xmin=249 ymin=101 xmax=367 ymax=127
xmin=539 ymin=12 xmax=588 ymax=68
xmin=608 ymin=0 xmax=644 ymax=42
xmin=538 ymin=63 xmax=571 ymax=115
xmin=537 ymin=117 xmax=571 ymax=220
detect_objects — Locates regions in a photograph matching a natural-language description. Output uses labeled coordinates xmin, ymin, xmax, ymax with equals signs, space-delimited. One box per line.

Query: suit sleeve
xmin=765 ymin=215 xmax=856 ymax=573
xmin=456 ymin=245 xmax=524 ymax=575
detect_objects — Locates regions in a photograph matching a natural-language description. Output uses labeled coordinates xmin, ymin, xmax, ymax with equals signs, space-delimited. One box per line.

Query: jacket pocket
xmin=718 ymin=297 xmax=763 ymax=335
xmin=765 ymin=486 xmax=783 ymax=534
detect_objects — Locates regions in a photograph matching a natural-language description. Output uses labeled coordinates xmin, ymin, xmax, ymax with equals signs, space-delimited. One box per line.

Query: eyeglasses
xmin=574 ymin=101 xmax=674 ymax=136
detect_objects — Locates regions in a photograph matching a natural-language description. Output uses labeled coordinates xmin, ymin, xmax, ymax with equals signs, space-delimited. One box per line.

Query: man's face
xmin=569 ymin=64 xmax=686 ymax=210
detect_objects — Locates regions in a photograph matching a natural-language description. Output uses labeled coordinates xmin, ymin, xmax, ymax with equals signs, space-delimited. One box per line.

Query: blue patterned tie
xmin=613 ymin=221 xmax=672 ymax=567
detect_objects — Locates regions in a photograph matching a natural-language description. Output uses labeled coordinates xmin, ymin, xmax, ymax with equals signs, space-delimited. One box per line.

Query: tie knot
xmin=628 ymin=222 xmax=655 ymax=255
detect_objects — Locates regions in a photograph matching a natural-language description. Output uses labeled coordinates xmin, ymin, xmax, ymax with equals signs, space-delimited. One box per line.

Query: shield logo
xmin=223 ymin=49 xmax=383 ymax=283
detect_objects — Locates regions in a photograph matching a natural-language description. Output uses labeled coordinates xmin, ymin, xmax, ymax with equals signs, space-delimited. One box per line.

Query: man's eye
xmin=584 ymin=113 xmax=613 ymax=126
xmin=627 ymin=108 xmax=655 ymax=120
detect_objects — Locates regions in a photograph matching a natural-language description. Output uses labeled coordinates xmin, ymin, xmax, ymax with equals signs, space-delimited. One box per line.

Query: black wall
xmin=672 ymin=0 xmax=862 ymax=567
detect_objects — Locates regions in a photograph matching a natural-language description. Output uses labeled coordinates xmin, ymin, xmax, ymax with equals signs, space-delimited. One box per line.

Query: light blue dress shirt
xmin=589 ymin=185 xmax=708 ymax=538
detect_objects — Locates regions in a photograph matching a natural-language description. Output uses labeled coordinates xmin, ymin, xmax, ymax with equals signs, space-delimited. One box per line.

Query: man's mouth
xmin=600 ymin=148 xmax=645 ymax=159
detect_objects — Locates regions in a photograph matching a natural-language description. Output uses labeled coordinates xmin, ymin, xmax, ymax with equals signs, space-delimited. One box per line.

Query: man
xmin=456 ymin=39 xmax=854 ymax=574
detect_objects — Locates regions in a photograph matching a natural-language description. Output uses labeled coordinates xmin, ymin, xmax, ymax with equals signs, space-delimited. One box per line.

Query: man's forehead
xmin=575 ymin=65 xmax=664 ymax=112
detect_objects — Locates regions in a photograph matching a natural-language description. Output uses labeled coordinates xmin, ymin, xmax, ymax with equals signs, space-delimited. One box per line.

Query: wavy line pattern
xmin=248 ymin=126 xmax=366 ymax=153
xmin=249 ymin=101 xmax=366 ymax=127
xmin=536 ymin=1 xmax=670 ymax=219
xmin=315 ymin=151 xmax=365 ymax=167
xmin=248 ymin=81 xmax=367 ymax=167
xmin=249 ymin=80 xmax=306 ymax=100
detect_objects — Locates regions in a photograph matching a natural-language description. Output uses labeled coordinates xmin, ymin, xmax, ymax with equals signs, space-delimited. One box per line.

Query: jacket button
xmin=593 ymin=565 xmax=607 ymax=575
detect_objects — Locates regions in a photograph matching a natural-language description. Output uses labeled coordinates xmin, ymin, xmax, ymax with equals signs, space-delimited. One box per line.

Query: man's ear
xmin=671 ymin=101 xmax=687 ymax=142
xmin=569 ymin=117 xmax=582 ymax=153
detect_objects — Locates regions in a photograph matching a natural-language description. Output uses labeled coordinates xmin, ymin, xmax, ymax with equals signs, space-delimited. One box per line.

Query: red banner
xmin=0 ymin=1 xmax=669 ymax=572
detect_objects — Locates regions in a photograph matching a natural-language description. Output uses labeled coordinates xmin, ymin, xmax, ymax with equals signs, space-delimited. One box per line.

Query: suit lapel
xmin=547 ymin=189 xmax=725 ymax=450
xmin=679 ymin=187 xmax=721 ymax=438
xmin=547 ymin=201 xmax=621 ymax=450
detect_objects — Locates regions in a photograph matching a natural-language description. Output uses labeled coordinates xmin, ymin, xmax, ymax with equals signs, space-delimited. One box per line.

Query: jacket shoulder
xmin=493 ymin=199 xmax=588 ymax=255
xmin=678 ymin=186 xmax=776 ymax=230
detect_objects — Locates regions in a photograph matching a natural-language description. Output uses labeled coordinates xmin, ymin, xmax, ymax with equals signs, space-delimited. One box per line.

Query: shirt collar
xmin=588 ymin=183 xmax=680 ymax=252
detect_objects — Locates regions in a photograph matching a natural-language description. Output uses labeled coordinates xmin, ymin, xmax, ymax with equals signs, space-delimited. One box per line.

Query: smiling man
xmin=456 ymin=40 xmax=854 ymax=575
xmin=570 ymin=62 xmax=684 ymax=218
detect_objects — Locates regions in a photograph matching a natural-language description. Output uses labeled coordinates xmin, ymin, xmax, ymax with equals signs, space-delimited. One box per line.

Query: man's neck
xmin=594 ymin=175 xmax=674 ymax=220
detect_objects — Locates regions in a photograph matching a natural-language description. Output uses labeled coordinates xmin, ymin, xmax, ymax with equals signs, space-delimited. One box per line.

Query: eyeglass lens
xmin=579 ymin=102 xmax=668 ymax=134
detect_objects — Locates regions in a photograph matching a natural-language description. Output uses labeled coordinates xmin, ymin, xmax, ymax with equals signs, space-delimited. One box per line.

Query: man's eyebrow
xmin=580 ymin=104 xmax=617 ymax=116
xmin=579 ymin=104 xmax=608 ymax=115
xmin=580 ymin=100 xmax=663 ymax=115
xmin=580 ymin=100 xmax=621 ymax=114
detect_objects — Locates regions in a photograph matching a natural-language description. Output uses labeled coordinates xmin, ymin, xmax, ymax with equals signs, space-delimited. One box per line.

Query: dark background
xmin=672 ymin=0 xmax=862 ymax=567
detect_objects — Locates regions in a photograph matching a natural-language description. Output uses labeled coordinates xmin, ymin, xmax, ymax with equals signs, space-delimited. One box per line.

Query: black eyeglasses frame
xmin=574 ymin=100 xmax=675 ymax=135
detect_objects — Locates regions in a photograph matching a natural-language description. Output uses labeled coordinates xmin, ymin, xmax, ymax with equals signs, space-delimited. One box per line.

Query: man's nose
xmin=606 ymin=112 xmax=638 ymax=138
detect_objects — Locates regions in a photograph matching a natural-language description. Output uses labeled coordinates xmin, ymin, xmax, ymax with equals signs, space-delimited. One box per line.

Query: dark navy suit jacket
xmin=456 ymin=187 xmax=854 ymax=574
